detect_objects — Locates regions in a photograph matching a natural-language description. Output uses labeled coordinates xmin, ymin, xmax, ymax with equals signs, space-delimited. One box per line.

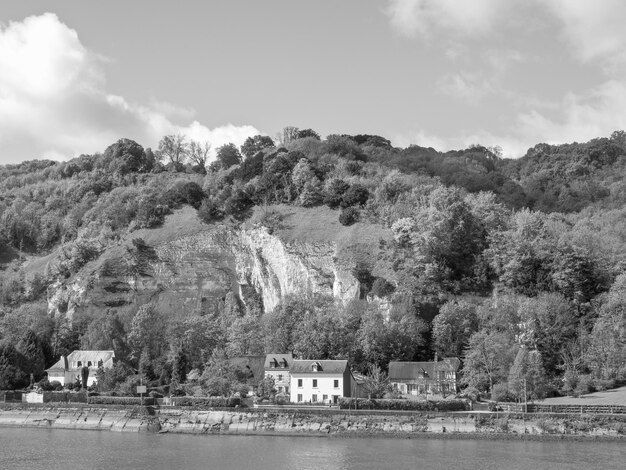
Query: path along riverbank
xmin=1 ymin=404 xmax=625 ymax=440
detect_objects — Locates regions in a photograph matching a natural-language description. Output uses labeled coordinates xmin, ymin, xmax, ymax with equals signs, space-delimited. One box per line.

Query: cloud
xmin=516 ymin=80 xmax=626 ymax=145
xmin=0 ymin=13 xmax=260 ymax=164
xmin=386 ymin=0 xmax=503 ymax=37
xmin=544 ymin=0 xmax=626 ymax=66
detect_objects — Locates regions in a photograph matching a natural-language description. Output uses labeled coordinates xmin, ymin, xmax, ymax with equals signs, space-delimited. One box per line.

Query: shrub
xmin=492 ymin=383 xmax=516 ymax=402
xmin=88 ymin=396 xmax=155 ymax=405
xmin=323 ymin=179 xmax=350 ymax=208
xmin=341 ymin=183 xmax=369 ymax=208
xmin=370 ymin=278 xmax=395 ymax=298
xmin=339 ymin=207 xmax=359 ymax=226
xmin=168 ymin=396 xmax=242 ymax=408
xmin=338 ymin=398 xmax=468 ymax=411
xmin=198 ymin=197 xmax=224 ymax=223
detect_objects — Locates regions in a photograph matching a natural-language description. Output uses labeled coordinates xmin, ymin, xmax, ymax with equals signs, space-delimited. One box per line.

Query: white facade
xmin=289 ymin=360 xmax=351 ymax=404
xmin=290 ymin=374 xmax=345 ymax=404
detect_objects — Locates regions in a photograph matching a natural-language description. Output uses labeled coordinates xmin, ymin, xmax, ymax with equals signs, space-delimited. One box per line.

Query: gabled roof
xmin=45 ymin=350 xmax=115 ymax=372
xmin=389 ymin=361 xmax=435 ymax=380
xmin=67 ymin=350 xmax=115 ymax=364
xmin=389 ymin=358 xmax=461 ymax=380
xmin=264 ymin=353 xmax=293 ymax=369
xmin=438 ymin=357 xmax=461 ymax=371
xmin=291 ymin=359 xmax=348 ymax=375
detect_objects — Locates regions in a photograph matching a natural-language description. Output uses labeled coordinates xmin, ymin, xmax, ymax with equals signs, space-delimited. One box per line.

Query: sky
xmin=1 ymin=0 xmax=626 ymax=163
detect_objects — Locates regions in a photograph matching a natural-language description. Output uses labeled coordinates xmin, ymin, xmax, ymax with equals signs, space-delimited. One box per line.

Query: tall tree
xmin=215 ymin=143 xmax=242 ymax=169
xmin=157 ymin=134 xmax=189 ymax=167
xmin=188 ymin=140 xmax=211 ymax=173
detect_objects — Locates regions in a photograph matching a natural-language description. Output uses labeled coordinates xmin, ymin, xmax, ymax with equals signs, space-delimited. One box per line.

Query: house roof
xmin=264 ymin=353 xmax=293 ymax=369
xmin=291 ymin=359 xmax=348 ymax=375
xmin=45 ymin=350 xmax=115 ymax=372
xmin=389 ymin=362 xmax=435 ymax=380
xmin=389 ymin=358 xmax=461 ymax=380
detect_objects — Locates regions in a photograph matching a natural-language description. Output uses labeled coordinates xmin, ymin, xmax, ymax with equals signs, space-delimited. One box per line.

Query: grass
xmin=538 ymin=385 xmax=626 ymax=406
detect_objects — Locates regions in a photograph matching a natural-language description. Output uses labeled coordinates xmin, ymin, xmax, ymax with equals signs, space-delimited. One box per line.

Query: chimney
xmin=434 ymin=352 xmax=438 ymax=363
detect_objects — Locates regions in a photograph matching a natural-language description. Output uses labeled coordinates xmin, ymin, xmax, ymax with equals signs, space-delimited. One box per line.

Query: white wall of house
xmin=290 ymin=375 xmax=344 ymax=404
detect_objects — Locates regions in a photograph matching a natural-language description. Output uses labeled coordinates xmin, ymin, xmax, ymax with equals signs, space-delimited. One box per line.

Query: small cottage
xmin=45 ymin=350 xmax=115 ymax=386
xmin=389 ymin=355 xmax=460 ymax=395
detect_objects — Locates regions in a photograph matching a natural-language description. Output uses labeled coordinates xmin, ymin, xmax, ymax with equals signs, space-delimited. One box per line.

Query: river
xmin=0 ymin=428 xmax=623 ymax=469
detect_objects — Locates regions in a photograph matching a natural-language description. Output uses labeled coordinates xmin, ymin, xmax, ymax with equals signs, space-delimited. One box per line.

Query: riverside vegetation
xmin=1 ymin=128 xmax=626 ymax=402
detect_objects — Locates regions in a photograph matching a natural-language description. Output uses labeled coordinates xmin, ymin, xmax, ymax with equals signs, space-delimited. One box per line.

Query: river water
xmin=0 ymin=428 xmax=623 ymax=469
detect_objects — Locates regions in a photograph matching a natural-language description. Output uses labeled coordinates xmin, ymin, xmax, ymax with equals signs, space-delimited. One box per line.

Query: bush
xmin=88 ymin=396 xmax=155 ymax=405
xmin=168 ymin=396 xmax=242 ymax=408
xmin=338 ymin=398 xmax=468 ymax=411
xmin=341 ymin=184 xmax=369 ymax=208
xmin=339 ymin=207 xmax=359 ymax=226
xmin=370 ymin=278 xmax=395 ymax=298
xmin=492 ymin=383 xmax=516 ymax=402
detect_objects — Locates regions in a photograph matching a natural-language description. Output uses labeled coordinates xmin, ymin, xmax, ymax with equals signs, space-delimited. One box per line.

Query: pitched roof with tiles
xmin=290 ymin=359 xmax=348 ymax=375
xmin=388 ymin=361 xmax=435 ymax=380
xmin=264 ymin=354 xmax=293 ymax=370
xmin=46 ymin=350 xmax=115 ymax=372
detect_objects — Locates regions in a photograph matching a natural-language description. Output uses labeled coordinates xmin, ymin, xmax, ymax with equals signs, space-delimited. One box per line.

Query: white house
xmin=45 ymin=350 xmax=115 ymax=386
xmin=290 ymin=359 xmax=355 ymax=404
xmin=264 ymin=353 xmax=293 ymax=394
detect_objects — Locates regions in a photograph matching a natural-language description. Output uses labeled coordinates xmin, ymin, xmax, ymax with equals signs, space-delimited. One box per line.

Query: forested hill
xmin=1 ymin=129 xmax=626 ymax=401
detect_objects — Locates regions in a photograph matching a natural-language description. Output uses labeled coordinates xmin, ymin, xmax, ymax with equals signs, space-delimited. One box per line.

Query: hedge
xmin=88 ymin=396 xmax=155 ymax=406
xmin=167 ymin=397 xmax=242 ymax=408
xmin=338 ymin=398 xmax=469 ymax=412
xmin=43 ymin=391 xmax=88 ymax=403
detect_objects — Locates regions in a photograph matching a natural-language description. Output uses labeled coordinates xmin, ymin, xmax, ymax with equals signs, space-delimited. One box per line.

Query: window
xmin=98 ymin=360 xmax=103 ymax=368
xmin=77 ymin=361 xmax=82 ymax=367
xmin=333 ymin=379 xmax=339 ymax=388
xmin=278 ymin=374 xmax=283 ymax=381
xmin=298 ymin=379 xmax=303 ymax=388
xmin=297 ymin=394 xmax=303 ymax=402
xmin=312 ymin=379 xmax=318 ymax=388
xmin=312 ymin=363 xmax=318 ymax=372
xmin=312 ymin=394 xmax=317 ymax=402
xmin=323 ymin=394 xmax=328 ymax=401
xmin=87 ymin=361 xmax=92 ymax=367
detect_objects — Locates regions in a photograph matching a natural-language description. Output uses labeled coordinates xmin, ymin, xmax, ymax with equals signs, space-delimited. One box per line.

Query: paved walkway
xmin=536 ymin=385 xmax=626 ymax=406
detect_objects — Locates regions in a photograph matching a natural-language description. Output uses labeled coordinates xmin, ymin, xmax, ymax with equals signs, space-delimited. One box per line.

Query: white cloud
xmin=0 ymin=13 xmax=260 ymax=163
xmin=516 ymin=80 xmax=626 ymax=146
xmin=386 ymin=0 xmax=503 ymax=37
xmin=544 ymin=0 xmax=626 ymax=66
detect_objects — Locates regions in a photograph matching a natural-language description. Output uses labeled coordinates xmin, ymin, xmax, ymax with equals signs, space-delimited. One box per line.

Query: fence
xmin=497 ymin=402 xmax=626 ymax=414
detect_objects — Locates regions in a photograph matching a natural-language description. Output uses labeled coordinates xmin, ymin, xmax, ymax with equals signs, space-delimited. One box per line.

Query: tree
xmin=463 ymin=330 xmax=516 ymax=394
xmin=188 ymin=141 xmax=211 ymax=173
xmin=362 ymin=364 xmax=389 ymax=399
xmin=297 ymin=128 xmax=320 ymax=140
xmin=215 ymin=143 xmax=243 ymax=169
xmin=508 ymin=348 xmax=549 ymax=401
xmin=81 ymin=365 xmax=90 ymax=389
xmin=277 ymin=126 xmax=300 ymax=145
xmin=157 ymin=134 xmax=189 ymax=168
xmin=432 ymin=300 xmax=479 ymax=358
xmin=241 ymin=135 xmax=274 ymax=159
xmin=257 ymin=375 xmax=276 ymax=400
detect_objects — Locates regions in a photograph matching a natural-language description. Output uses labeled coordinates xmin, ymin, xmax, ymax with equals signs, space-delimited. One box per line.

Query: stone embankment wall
xmin=1 ymin=406 xmax=625 ymax=439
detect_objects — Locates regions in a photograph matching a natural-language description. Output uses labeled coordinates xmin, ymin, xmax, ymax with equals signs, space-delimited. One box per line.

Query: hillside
xmin=1 ymin=131 xmax=626 ymax=401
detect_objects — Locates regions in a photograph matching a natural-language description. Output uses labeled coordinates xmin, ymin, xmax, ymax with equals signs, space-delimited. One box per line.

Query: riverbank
xmin=1 ymin=404 xmax=625 ymax=440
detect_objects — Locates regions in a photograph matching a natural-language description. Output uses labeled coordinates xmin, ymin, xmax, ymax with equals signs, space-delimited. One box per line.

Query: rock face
xmin=47 ymin=224 xmax=361 ymax=320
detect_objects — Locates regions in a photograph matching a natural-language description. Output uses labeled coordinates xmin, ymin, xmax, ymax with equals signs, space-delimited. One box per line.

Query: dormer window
xmin=77 ymin=361 xmax=82 ymax=367
xmin=87 ymin=361 xmax=92 ymax=367
xmin=311 ymin=362 xmax=322 ymax=372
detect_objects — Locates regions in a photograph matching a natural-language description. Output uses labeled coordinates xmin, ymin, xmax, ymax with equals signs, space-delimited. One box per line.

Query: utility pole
xmin=524 ymin=377 xmax=528 ymax=413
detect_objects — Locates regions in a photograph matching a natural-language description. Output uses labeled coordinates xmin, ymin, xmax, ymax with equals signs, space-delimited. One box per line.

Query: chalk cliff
xmin=45 ymin=207 xmax=386 ymax=320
